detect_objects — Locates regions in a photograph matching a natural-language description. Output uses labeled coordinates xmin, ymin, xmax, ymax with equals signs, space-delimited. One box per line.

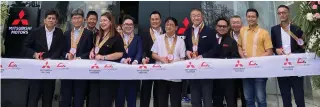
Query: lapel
xmin=49 ymin=27 xmax=58 ymax=51
xmin=39 ymin=26 xmax=49 ymax=51
xmin=76 ymin=29 xmax=85 ymax=51
xmin=276 ymin=25 xmax=283 ymax=48
xmin=290 ymin=25 xmax=297 ymax=51
xmin=197 ymin=25 xmax=206 ymax=47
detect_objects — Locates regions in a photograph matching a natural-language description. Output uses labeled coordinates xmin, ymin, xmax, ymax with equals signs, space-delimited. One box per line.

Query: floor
xmin=42 ymin=94 xmax=320 ymax=107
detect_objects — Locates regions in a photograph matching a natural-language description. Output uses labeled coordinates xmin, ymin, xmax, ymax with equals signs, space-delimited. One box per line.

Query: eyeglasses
xmin=277 ymin=12 xmax=288 ymax=15
xmin=123 ymin=23 xmax=134 ymax=27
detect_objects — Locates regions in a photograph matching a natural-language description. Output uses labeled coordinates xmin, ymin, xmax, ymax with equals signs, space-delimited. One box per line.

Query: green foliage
xmin=1 ymin=1 xmax=9 ymax=25
xmin=293 ymin=1 xmax=320 ymax=89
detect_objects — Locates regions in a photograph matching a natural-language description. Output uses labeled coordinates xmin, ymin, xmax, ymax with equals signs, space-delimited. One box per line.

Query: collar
xmin=166 ymin=33 xmax=175 ymax=38
xmin=233 ymin=31 xmax=239 ymax=36
xmin=74 ymin=26 xmax=82 ymax=32
xmin=123 ymin=32 xmax=133 ymax=37
xmin=85 ymin=26 xmax=98 ymax=31
xmin=192 ymin=22 xmax=203 ymax=29
xmin=248 ymin=24 xmax=259 ymax=32
xmin=152 ymin=27 xmax=162 ymax=33
xmin=280 ymin=24 xmax=290 ymax=30
xmin=45 ymin=26 xmax=55 ymax=33
xmin=216 ymin=34 xmax=221 ymax=38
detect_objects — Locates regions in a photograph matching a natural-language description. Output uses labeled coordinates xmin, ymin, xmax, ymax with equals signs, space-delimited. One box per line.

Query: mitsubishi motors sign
xmin=8 ymin=10 xmax=32 ymax=35
xmin=4 ymin=7 xmax=40 ymax=58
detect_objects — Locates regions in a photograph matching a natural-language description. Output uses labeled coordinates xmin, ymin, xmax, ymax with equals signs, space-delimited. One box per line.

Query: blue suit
xmin=271 ymin=24 xmax=305 ymax=107
xmin=115 ymin=34 xmax=142 ymax=107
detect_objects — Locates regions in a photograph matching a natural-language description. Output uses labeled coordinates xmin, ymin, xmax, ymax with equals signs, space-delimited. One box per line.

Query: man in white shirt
xmin=151 ymin=17 xmax=185 ymax=107
xmin=271 ymin=5 xmax=305 ymax=107
xmin=24 ymin=9 xmax=65 ymax=107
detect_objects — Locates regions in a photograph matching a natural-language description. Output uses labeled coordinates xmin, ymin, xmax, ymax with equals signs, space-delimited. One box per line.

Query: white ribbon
xmin=1 ymin=53 xmax=319 ymax=80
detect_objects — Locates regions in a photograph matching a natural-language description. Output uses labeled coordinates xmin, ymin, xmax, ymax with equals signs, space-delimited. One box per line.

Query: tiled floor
xmin=45 ymin=94 xmax=319 ymax=107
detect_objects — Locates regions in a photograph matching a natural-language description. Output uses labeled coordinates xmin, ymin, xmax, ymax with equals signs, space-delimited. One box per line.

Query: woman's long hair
xmin=99 ymin=12 xmax=118 ymax=38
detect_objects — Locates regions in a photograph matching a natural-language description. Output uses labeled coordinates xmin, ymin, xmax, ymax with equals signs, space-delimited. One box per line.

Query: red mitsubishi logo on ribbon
xmin=12 ymin=10 xmax=29 ymax=26
xmin=42 ymin=61 xmax=50 ymax=69
xmin=186 ymin=62 xmax=195 ymax=68
xmin=139 ymin=65 xmax=148 ymax=69
xmin=8 ymin=62 xmax=17 ymax=67
xmin=235 ymin=60 xmax=243 ymax=67
xmin=177 ymin=17 xmax=189 ymax=35
xmin=91 ymin=63 xmax=99 ymax=69
xmin=284 ymin=58 xmax=292 ymax=66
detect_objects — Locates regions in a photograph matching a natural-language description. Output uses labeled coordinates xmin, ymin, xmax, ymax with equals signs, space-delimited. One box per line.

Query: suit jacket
xmin=23 ymin=26 xmax=65 ymax=59
xmin=184 ymin=25 xmax=218 ymax=58
xmin=271 ymin=24 xmax=305 ymax=54
xmin=218 ymin=34 xmax=240 ymax=59
xmin=141 ymin=28 xmax=165 ymax=63
xmin=122 ymin=34 xmax=143 ymax=64
xmin=63 ymin=28 xmax=94 ymax=59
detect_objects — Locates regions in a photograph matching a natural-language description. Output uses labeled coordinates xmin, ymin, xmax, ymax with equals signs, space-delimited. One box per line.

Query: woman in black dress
xmin=88 ymin=12 xmax=125 ymax=107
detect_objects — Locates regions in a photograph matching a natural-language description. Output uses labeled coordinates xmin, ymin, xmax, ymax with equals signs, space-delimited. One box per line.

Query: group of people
xmin=24 ymin=4 xmax=305 ymax=107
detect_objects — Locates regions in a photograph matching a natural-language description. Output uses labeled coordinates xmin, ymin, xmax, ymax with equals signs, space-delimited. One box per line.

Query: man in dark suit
xmin=23 ymin=9 xmax=64 ymax=107
xmin=59 ymin=8 xmax=94 ymax=107
xmin=140 ymin=11 xmax=163 ymax=107
xmin=184 ymin=8 xmax=218 ymax=107
xmin=271 ymin=5 xmax=305 ymax=107
xmin=212 ymin=18 xmax=239 ymax=107
xmin=116 ymin=15 xmax=143 ymax=107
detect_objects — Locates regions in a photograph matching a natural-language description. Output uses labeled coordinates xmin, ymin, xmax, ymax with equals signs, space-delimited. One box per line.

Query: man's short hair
xmin=246 ymin=8 xmax=259 ymax=17
xmin=190 ymin=8 xmax=203 ymax=14
xmin=165 ymin=17 xmax=178 ymax=26
xmin=71 ymin=8 xmax=84 ymax=18
xmin=45 ymin=8 xmax=59 ymax=19
xmin=278 ymin=5 xmax=290 ymax=11
xmin=150 ymin=11 xmax=161 ymax=18
xmin=122 ymin=15 xmax=136 ymax=24
xmin=230 ymin=15 xmax=241 ymax=19
xmin=86 ymin=11 xmax=98 ymax=19
xmin=215 ymin=17 xmax=229 ymax=26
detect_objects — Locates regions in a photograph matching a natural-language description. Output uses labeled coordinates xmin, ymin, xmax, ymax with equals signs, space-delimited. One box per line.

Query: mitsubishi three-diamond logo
xmin=233 ymin=60 xmax=245 ymax=72
xmin=8 ymin=9 xmax=32 ymax=35
xmin=40 ymin=61 xmax=52 ymax=73
xmin=12 ymin=10 xmax=29 ymax=25
xmin=177 ymin=17 xmax=189 ymax=35
xmin=185 ymin=62 xmax=196 ymax=73
xmin=282 ymin=58 xmax=294 ymax=71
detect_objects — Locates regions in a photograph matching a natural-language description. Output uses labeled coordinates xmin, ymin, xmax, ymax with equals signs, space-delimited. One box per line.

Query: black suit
xmin=60 ymin=28 xmax=93 ymax=107
xmin=212 ymin=34 xmax=239 ymax=107
xmin=23 ymin=26 xmax=65 ymax=107
xmin=184 ymin=25 xmax=218 ymax=107
xmin=271 ymin=24 xmax=305 ymax=107
xmin=140 ymin=28 xmax=160 ymax=107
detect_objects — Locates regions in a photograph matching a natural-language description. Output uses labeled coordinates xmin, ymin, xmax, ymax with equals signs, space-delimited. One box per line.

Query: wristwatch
xmin=103 ymin=56 xmax=107 ymax=60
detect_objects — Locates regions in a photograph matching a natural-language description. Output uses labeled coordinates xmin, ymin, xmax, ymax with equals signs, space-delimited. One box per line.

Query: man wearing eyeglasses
xmin=212 ymin=18 xmax=239 ymax=107
xmin=271 ymin=5 xmax=305 ymax=107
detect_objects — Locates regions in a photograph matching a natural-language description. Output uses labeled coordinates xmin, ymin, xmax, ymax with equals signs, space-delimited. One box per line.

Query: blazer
xmin=122 ymin=34 xmax=143 ymax=64
xmin=218 ymin=34 xmax=240 ymax=59
xmin=63 ymin=28 xmax=94 ymax=59
xmin=141 ymin=28 xmax=165 ymax=63
xmin=184 ymin=25 xmax=219 ymax=58
xmin=271 ymin=24 xmax=305 ymax=54
xmin=23 ymin=26 xmax=65 ymax=59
